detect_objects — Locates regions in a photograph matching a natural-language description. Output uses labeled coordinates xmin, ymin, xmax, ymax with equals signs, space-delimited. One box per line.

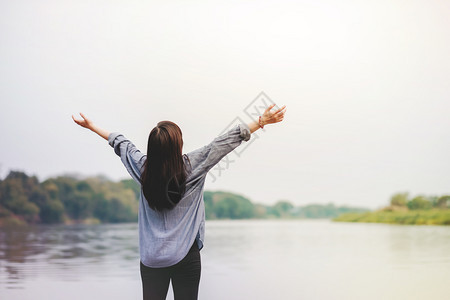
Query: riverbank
xmin=333 ymin=209 xmax=450 ymax=225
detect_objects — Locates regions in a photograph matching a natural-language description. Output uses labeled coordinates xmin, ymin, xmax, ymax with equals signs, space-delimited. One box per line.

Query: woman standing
xmin=72 ymin=103 xmax=286 ymax=300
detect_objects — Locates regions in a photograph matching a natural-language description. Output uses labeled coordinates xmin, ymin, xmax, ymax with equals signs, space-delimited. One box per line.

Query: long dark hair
xmin=140 ymin=121 xmax=187 ymax=211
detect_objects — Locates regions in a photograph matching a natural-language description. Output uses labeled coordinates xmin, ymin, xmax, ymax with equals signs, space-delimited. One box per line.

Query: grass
xmin=332 ymin=209 xmax=450 ymax=225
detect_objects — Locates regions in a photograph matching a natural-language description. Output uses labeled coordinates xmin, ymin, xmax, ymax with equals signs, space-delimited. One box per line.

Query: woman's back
xmin=108 ymin=123 xmax=251 ymax=267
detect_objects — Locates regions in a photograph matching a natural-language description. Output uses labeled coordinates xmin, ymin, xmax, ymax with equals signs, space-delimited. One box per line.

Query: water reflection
xmin=1 ymin=220 xmax=450 ymax=300
xmin=201 ymin=220 xmax=450 ymax=300
xmin=0 ymin=224 xmax=139 ymax=289
xmin=387 ymin=224 xmax=450 ymax=269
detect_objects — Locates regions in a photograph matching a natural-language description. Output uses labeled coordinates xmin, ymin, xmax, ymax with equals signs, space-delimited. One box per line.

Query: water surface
xmin=1 ymin=220 xmax=449 ymax=299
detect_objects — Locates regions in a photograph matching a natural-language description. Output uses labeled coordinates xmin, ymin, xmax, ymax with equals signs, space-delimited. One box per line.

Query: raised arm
xmin=185 ymin=103 xmax=287 ymax=182
xmin=72 ymin=113 xmax=110 ymax=140
xmin=72 ymin=113 xmax=145 ymax=183
xmin=247 ymin=104 xmax=287 ymax=133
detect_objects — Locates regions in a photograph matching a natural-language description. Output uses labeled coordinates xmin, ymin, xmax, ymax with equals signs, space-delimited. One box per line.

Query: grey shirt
xmin=108 ymin=123 xmax=251 ymax=267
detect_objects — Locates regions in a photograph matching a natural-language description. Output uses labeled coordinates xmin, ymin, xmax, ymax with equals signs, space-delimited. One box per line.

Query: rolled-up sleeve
xmin=108 ymin=133 xmax=146 ymax=183
xmin=186 ymin=123 xmax=251 ymax=180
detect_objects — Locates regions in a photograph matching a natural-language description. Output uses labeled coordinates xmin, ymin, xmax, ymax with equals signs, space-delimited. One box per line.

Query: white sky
xmin=1 ymin=0 xmax=449 ymax=209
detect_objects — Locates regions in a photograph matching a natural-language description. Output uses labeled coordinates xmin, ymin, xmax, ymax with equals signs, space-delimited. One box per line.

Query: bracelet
xmin=259 ymin=116 xmax=264 ymax=129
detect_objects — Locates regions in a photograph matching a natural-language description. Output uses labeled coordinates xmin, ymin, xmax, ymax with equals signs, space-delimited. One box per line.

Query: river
xmin=1 ymin=220 xmax=449 ymax=299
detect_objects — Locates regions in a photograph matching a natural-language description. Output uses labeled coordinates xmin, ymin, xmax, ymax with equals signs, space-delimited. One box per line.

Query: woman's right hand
xmin=262 ymin=104 xmax=287 ymax=126
xmin=72 ymin=112 xmax=94 ymax=130
xmin=72 ymin=113 xmax=110 ymax=140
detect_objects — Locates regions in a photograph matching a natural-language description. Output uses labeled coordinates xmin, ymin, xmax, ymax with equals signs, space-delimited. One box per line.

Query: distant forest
xmin=0 ymin=171 xmax=369 ymax=226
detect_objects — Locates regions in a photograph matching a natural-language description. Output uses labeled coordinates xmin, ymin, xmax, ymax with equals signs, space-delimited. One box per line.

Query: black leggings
xmin=140 ymin=241 xmax=201 ymax=300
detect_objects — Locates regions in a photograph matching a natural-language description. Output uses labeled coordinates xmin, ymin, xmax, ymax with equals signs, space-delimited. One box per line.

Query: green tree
xmin=213 ymin=193 xmax=254 ymax=219
xmin=203 ymin=191 xmax=216 ymax=219
xmin=407 ymin=196 xmax=432 ymax=210
xmin=437 ymin=196 xmax=450 ymax=209
xmin=0 ymin=171 xmax=40 ymax=222
xmin=271 ymin=200 xmax=294 ymax=218
xmin=121 ymin=179 xmax=141 ymax=199
xmin=390 ymin=192 xmax=408 ymax=207
xmin=40 ymin=181 xmax=64 ymax=223
xmin=40 ymin=200 xmax=64 ymax=223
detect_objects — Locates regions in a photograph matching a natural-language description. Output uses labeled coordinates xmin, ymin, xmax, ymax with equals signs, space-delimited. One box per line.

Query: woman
xmin=72 ymin=103 xmax=286 ymax=300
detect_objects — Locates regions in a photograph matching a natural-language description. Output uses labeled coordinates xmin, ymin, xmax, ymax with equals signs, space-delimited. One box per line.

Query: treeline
xmin=386 ymin=192 xmax=450 ymax=210
xmin=0 ymin=171 xmax=368 ymax=226
xmin=0 ymin=171 xmax=139 ymax=226
xmin=334 ymin=192 xmax=450 ymax=225
xmin=204 ymin=191 xmax=369 ymax=220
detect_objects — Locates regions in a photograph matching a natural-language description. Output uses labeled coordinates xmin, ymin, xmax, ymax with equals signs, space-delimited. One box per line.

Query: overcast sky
xmin=1 ymin=0 xmax=449 ymax=209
